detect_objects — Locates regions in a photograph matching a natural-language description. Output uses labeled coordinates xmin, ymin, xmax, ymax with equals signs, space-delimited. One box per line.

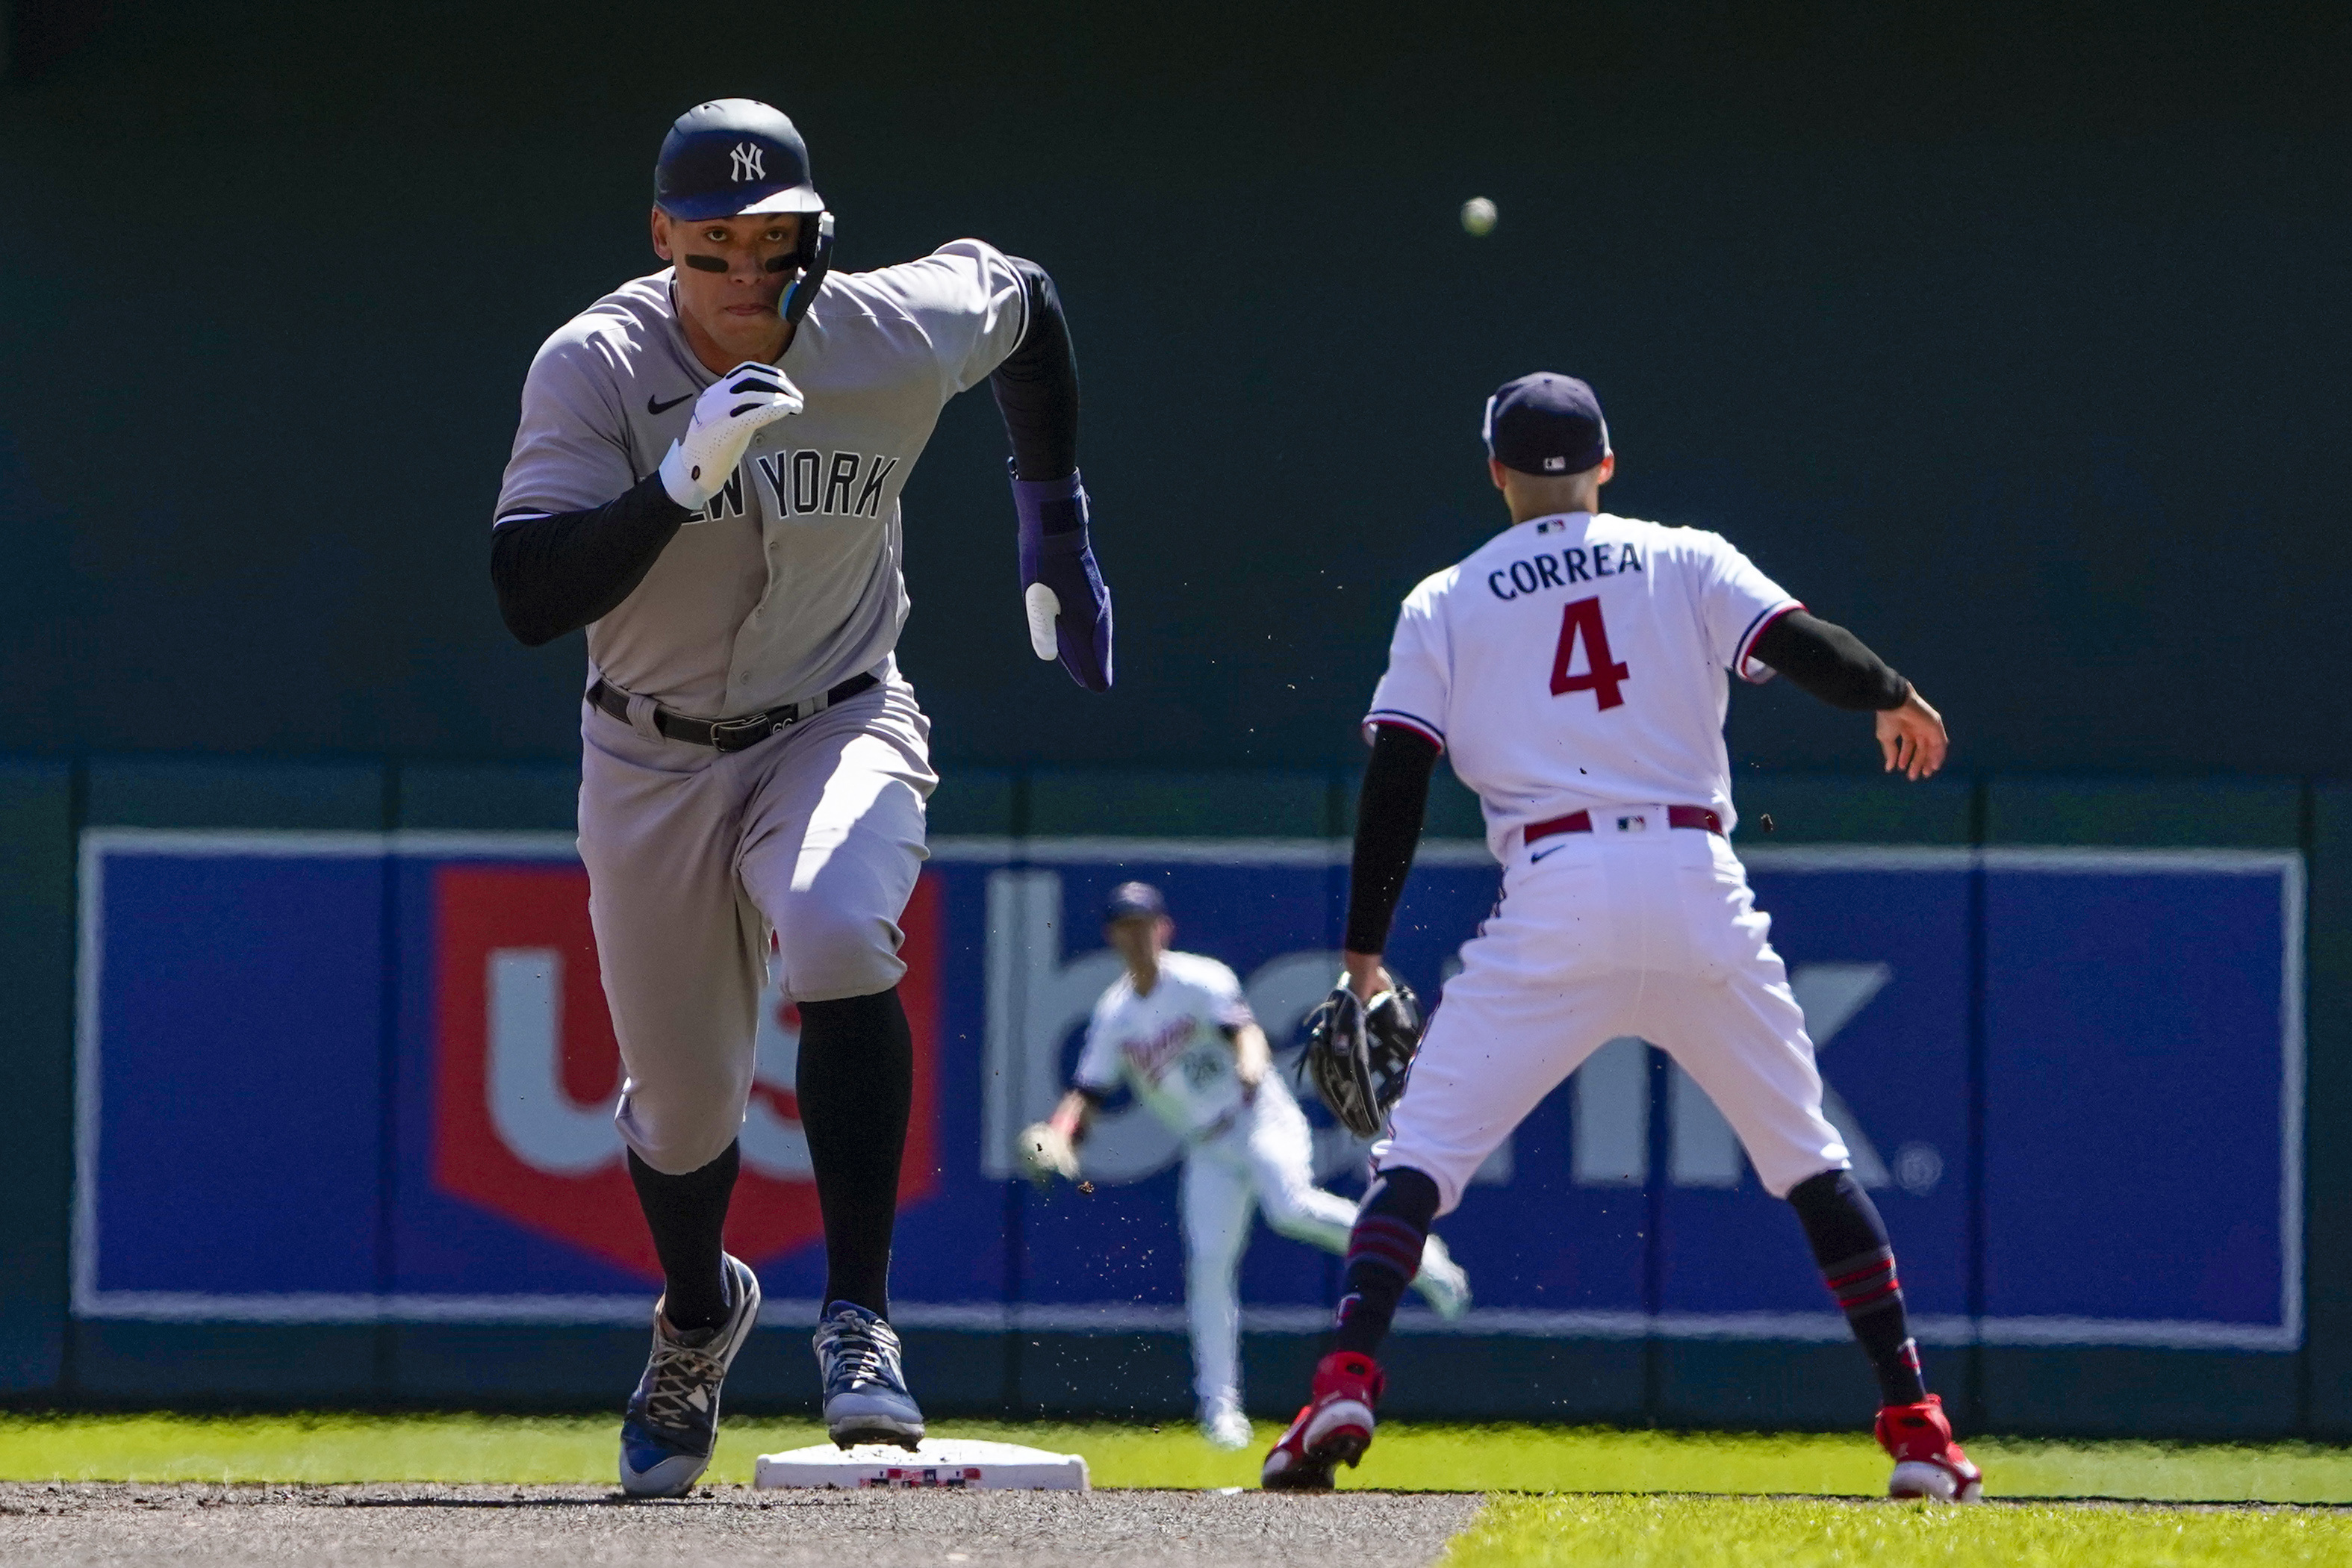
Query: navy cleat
xmin=814 ymin=1301 xmax=925 ymax=1449
xmin=617 ymin=1254 xmax=762 ymax=1498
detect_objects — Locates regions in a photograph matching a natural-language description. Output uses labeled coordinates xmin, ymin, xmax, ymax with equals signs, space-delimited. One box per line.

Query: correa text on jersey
xmin=1487 ymin=540 xmax=1645 ymax=600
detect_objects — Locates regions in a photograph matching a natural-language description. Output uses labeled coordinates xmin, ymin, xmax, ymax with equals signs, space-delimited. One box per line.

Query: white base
xmin=754 ymin=1438 xmax=1090 ymax=1491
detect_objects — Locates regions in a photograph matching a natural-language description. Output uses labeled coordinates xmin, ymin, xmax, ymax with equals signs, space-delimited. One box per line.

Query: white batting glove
xmin=656 ymin=361 xmax=804 ymax=508
xmin=1016 ymin=1120 xmax=1080 ymax=1188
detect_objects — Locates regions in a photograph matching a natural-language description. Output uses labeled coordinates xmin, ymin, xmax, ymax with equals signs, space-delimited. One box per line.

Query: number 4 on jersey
xmin=1550 ymin=596 xmax=1630 ymax=709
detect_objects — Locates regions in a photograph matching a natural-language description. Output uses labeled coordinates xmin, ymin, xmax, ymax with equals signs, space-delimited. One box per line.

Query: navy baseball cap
xmin=1103 ymin=882 xmax=1169 ymax=923
xmin=1482 ymin=373 xmax=1611 ymax=476
xmin=654 ymin=99 xmax=826 ymax=221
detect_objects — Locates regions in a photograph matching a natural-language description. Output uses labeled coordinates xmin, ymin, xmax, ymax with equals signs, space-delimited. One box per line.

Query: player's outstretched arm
xmin=1342 ymin=724 xmax=1441 ymax=1001
xmin=1750 ymin=610 xmax=1948 ymax=780
xmin=1876 ymin=688 xmax=1949 ymax=781
xmin=992 ymin=258 xmax=1113 ymax=692
xmin=1228 ymin=1021 xmax=1272 ymax=1095
xmin=1016 ymin=1088 xmax=1098 ymax=1189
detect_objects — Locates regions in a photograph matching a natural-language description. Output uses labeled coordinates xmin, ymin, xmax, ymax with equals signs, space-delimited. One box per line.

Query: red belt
xmin=1526 ymin=805 xmax=1725 ymax=845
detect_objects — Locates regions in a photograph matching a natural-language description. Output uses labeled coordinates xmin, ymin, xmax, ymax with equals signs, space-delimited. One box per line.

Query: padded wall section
xmin=0 ymin=763 xmax=72 ymax=1390
xmin=2306 ymin=785 xmax=2352 ymax=1435
xmin=43 ymin=759 xmax=2325 ymax=1439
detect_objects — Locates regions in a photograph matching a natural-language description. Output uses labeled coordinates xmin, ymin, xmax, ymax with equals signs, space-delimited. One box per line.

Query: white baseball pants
xmin=1376 ymin=812 xmax=1849 ymax=1213
xmin=1180 ymin=1077 xmax=1454 ymax=1412
xmin=1181 ymin=1079 xmax=1354 ymax=1409
xmin=576 ymin=665 xmax=935 ymax=1175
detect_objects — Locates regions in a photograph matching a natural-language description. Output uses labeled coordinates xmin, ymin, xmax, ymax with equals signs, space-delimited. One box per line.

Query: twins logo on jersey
xmin=686 ymin=448 xmax=902 ymax=524
xmin=1122 ymin=1014 xmax=1200 ymax=1082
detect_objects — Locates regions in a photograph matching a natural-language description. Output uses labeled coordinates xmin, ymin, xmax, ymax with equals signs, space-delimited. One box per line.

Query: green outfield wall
xmin=0 ymin=755 xmax=2341 ymax=1440
xmin=0 ymin=0 xmax=2345 ymax=1436
xmin=0 ymin=1 xmax=2348 ymax=781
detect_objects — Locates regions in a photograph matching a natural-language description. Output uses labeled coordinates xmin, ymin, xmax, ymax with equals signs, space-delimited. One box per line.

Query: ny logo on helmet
xmin=730 ymin=142 xmax=765 ymax=182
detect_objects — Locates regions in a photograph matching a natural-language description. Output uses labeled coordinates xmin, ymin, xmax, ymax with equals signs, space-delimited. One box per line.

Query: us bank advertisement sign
xmin=74 ymin=831 xmax=2301 ymax=1350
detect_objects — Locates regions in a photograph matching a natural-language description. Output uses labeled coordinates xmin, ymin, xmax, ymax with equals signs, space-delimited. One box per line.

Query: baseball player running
xmin=489 ymin=99 xmax=1113 ymax=1497
xmin=1263 ymin=373 xmax=1982 ymax=1502
xmin=1018 ymin=883 xmax=1469 ymax=1448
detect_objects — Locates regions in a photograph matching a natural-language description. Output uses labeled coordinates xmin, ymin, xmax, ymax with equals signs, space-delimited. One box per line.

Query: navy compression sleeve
xmin=488 ymin=473 xmax=691 ymax=647
xmin=1752 ymin=610 xmax=1911 ymax=712
xmin=1344 ymin=724 xmax=1442 ymax=955
xmin=989 ymin=257 xmax=1079 ymax=482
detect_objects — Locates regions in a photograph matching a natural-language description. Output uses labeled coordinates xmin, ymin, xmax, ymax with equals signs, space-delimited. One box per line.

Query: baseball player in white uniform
xmin=1261 ymin=373 xmax=1982 ymax=1502
xmin=489 ymin=99 xmax=1113 ymax=1497
xmin=1019 ymin=883 xmax=1468 ymax=1448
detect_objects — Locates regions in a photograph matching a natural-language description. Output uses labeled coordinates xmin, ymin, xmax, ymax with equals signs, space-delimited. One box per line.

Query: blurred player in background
xmin=1020 ymin=883 xmax=1470 ymax=1447
xmin=1264 ymin=373 xmax=1981 ymax=1502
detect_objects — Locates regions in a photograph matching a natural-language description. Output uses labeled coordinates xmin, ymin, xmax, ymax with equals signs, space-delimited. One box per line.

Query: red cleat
xmin=1876 ymin=1393 xmax=1985 ymax=1502
xmin=1260 ymin=1351 xmax=1385 ymax=1492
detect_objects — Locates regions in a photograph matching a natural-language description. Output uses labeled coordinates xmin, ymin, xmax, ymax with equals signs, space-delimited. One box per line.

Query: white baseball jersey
xmin=494 ymin=240 xmax=1028 ymax=720
xmin=1074 ymin=953 xmax=1259 ymax=1141
xmin=1366 ymin=511 xmax=1799 ymax=859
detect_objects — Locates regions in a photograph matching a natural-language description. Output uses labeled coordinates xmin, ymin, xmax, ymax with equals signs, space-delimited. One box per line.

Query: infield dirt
xmin=0 ymin=1482 xmax=1483 ymax=1567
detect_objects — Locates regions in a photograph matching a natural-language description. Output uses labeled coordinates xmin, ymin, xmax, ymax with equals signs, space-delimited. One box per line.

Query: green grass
xmin=1443 ymin=1495 xmax=2352 ymax=1568
xmin=2 ymin=1415 xmax=2351 ymax=1504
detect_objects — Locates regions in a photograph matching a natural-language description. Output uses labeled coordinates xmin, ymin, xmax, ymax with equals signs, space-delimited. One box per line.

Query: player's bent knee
xmin=1372 ymin=1145 xmax=1474 ymax=1218
xmin=1761 ymin=1158 xmax=1852 ymax=1202
xmin=614 ymin=1063 xmax=757 ymax=1177
xmin=616 ymin=1108 xmax=746 ymax=1178
xmin=774 ymin=903 xmax=906 ymax=1003
xmin=1783 ymin=1167 xmax=1851 ymax=1207
xmin=1260 ymin=1200 xmax=1321 ymax=1239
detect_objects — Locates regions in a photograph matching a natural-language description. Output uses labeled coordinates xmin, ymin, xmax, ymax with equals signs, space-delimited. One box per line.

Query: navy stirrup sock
xmin=796 ymin=987 xmax=915 ymax=1319
xmin=1331 ymin=1168 xmax=1441 ymax=1357
xmin=628 ymin=1140 xmax=741 ymax=1334
xmin=1788 ymin=1169 xmax=1928 ymax=1406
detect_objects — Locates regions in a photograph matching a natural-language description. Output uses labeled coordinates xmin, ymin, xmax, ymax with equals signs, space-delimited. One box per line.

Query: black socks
xmin=624 ymin=989 xmax=914 ymax=1331
xmin=1331 ymin=1168 xmax=1441 ymax=1357
xmin=627 ymin=1141 xmax=739 ymax=1334
xmin=1326 ymin=1163 xmax=1928 ymax=1405
xmin=795 ymin=987 xmax=915 ymax=1319
xmin=1788 ymin=1169 xmax=1928 ymax=1406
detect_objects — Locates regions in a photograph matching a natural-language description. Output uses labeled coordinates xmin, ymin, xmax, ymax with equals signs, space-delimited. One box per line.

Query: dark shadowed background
xmin=10 ymin=1 xmax=2352 ymax=1441
xmin=1 ymin=0 xmax=2345 ymax=773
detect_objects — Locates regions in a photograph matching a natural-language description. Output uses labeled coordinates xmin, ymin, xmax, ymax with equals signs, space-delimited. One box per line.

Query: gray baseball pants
xmin=576 ymin=665 xmax=936 ymax=1175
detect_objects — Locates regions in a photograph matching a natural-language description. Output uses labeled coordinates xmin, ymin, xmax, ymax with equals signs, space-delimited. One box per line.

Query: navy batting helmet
xmin=654 ymin=99 xmax=825 ymax=221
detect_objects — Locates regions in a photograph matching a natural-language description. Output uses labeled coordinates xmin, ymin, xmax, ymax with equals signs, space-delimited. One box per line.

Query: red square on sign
xmin=432 ymin=863 xmax=940 ymax=1279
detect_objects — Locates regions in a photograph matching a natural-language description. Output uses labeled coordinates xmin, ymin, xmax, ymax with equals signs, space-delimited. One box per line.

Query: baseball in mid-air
xmin=1460 ymin=196 xmax=1498 ymax=236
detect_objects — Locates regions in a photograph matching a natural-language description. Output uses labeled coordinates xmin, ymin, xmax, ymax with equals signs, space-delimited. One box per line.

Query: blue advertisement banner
xmin=73 ymin=832 xmax=2301 ymax=1351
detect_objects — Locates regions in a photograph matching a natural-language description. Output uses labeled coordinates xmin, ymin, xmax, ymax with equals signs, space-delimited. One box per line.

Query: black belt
xmin=586 ymin=672 xmax=880 ymax=753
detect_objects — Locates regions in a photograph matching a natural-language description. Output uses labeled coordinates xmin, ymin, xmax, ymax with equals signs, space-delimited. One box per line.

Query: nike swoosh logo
xmin=647 ymin=392 xmax=693 ymax=414
xmin=1529 ymin=844 xmax=1569 ymax=862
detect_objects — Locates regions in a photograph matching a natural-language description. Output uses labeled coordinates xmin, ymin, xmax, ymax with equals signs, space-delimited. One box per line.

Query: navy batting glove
xmin=1012 ymin=464 xmax=1114 ymax=693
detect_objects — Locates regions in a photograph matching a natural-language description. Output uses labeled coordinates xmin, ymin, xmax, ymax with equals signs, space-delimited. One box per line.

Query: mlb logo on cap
xmin=1483 ymin=372 xmax=1610 ymax=477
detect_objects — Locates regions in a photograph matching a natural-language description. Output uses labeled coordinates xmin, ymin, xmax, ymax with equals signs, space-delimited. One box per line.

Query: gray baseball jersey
xmin=495 ymin=240 xmax=1029 ymax=719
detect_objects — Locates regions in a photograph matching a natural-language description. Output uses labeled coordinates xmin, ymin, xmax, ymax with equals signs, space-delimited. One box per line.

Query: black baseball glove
xmin=1301 ymin=974 xmax=1424 ymax=1138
